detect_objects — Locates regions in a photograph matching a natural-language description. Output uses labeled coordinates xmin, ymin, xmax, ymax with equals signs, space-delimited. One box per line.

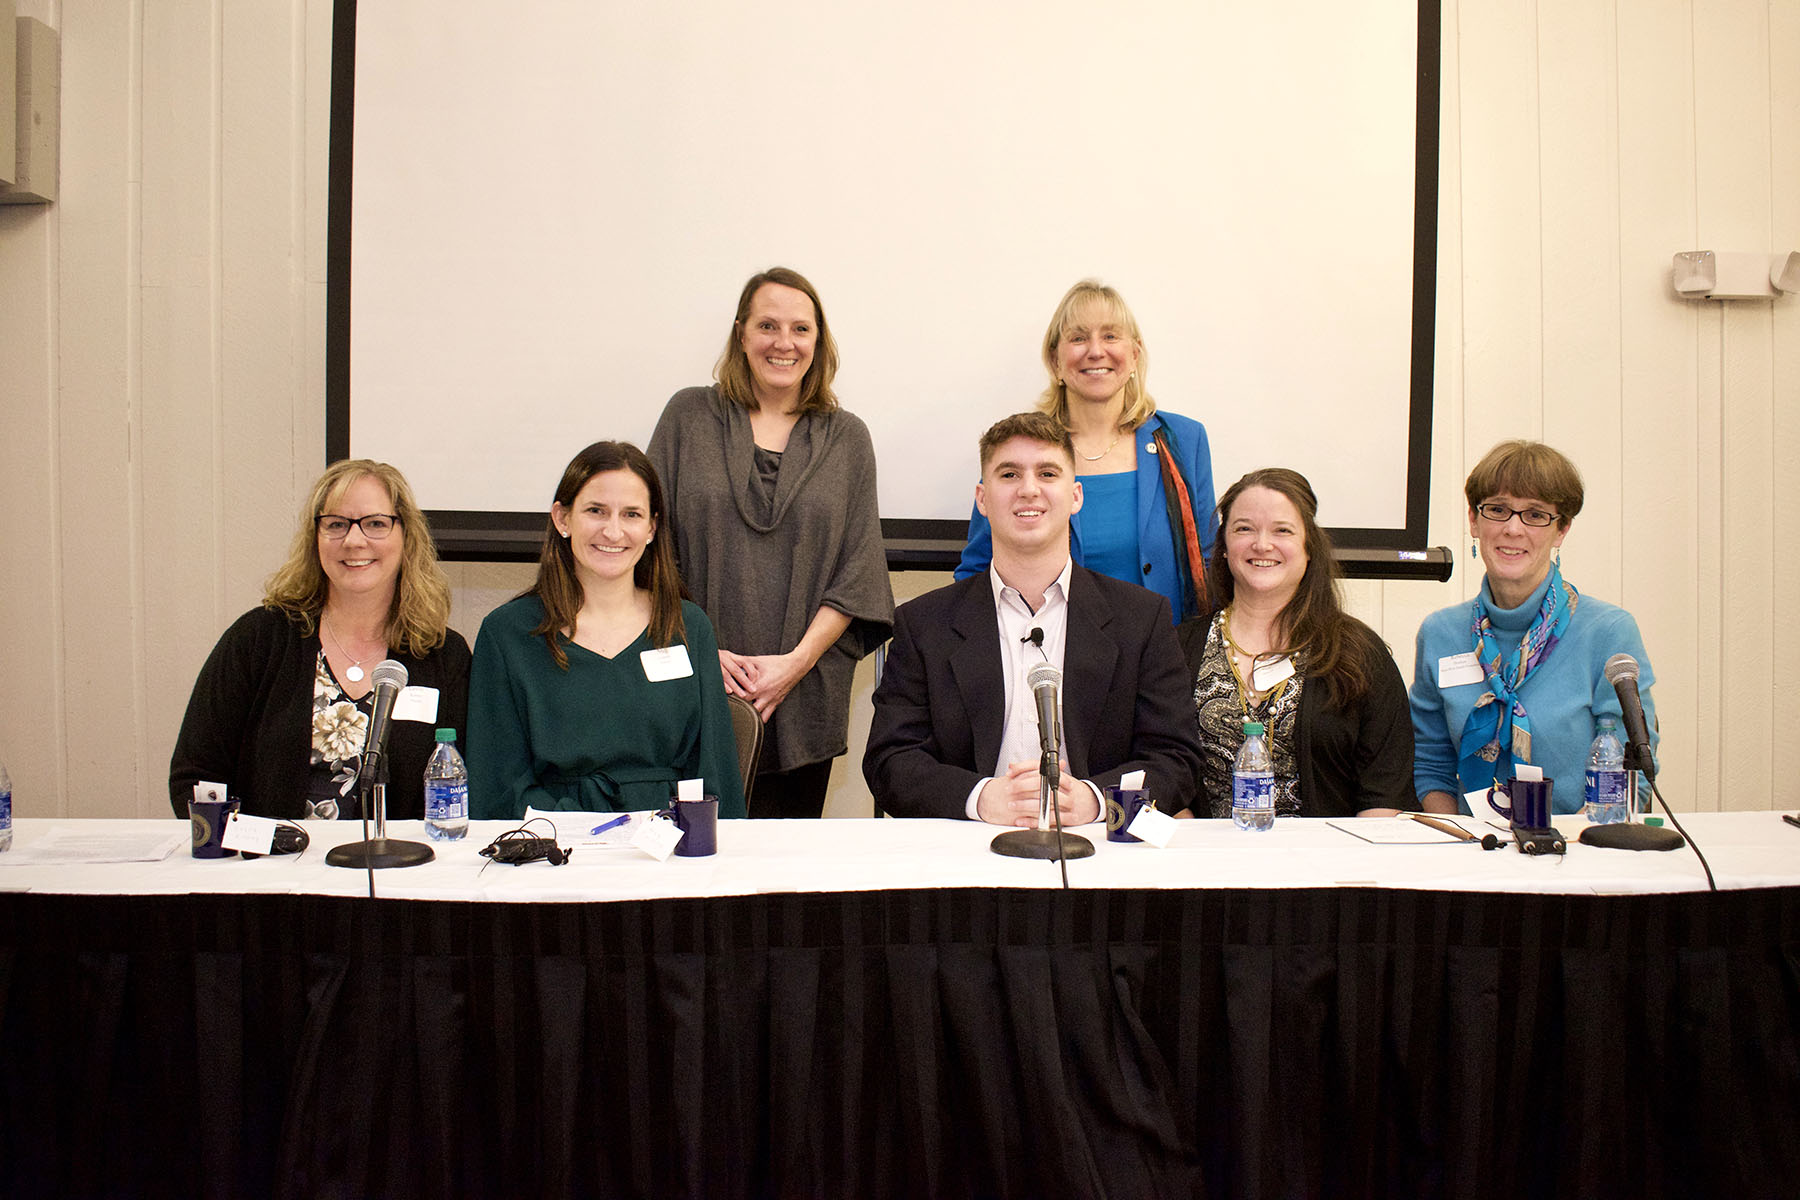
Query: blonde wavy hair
xmin=262 ymin=459 xmax=453 ymax=656
xmin=1036 ymin=279 xmax=1158 ymax=433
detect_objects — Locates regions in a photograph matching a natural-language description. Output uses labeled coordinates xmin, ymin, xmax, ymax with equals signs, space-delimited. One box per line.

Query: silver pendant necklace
xmin=322 ymin=615 xmax=369 ymax=683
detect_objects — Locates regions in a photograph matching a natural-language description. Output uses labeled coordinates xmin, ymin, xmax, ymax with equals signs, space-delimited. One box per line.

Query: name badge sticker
xmin=1252 ymin=656 xmax=1296 ymax=692
xmin=1437 ymin=652 xmax=1485 ymax=688
xmin=392 ymin=685 xmax=440 ymax=724
xmin=641 ymin=645 xmax=694 ymax=682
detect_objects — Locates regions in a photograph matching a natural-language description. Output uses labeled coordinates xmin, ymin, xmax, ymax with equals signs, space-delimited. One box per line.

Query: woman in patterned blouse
xmin=1173 ymin=468 xmax=1414 ymax=819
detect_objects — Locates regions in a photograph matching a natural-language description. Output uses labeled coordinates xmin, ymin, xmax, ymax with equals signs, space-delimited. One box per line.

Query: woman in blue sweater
xmin=955 ymin=280 xmax=1215 ymax=623
xmin=1410 ymin=441 xmax=1657 ymax=816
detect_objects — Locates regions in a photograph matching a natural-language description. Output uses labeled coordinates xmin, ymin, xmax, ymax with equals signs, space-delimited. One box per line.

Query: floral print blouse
xmin=305 ymin=650 xmax=373 ymax=819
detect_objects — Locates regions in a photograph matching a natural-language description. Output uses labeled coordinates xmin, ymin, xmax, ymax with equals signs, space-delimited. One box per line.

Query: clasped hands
xmin=977 ymin=758 xmax=1100 ymax=828
xmin=718 ymin=648 xmax=806 ymax=718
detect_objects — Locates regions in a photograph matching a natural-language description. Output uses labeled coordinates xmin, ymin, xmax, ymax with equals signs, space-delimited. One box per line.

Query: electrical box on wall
xmin=0 ymin=16 xmax=57 ymax=205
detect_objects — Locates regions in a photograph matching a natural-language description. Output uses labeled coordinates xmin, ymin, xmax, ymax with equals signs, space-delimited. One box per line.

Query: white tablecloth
xmin=2 ymin=810 xmax=1793 ymax=900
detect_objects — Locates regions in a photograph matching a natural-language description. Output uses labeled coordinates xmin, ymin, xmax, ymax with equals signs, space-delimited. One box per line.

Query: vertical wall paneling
xmin=0 ymin=203 xmax=59 ymax=810
xmin=1615 ymin=0 xmax=1701 ymax=806
xmin=140 ymin=0 xmax=222 ymax=817
xmin=1696 ymin=1 xmax=1775 ymax=811
xmin=55 ymin=3 xmax=138 ymax=816
xmin=1536 ymin=0 xmax=1625 ymax=603
xmin=1769 ymin=1 xmax=1800 ymax=810
xmin=1454 ymin=0 xmax=1546 ymax=459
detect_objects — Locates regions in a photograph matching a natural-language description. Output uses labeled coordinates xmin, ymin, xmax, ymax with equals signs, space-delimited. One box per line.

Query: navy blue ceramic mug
xmin=190 ymin=793 xmax=239 ymax=859
xmin=668 ymin=795 xmax=719 ymax=857
xmin=1487 ymin=777 xmax=1554 ymax=829
xmin=1105 ymin=786 xmax=1152 ymax=843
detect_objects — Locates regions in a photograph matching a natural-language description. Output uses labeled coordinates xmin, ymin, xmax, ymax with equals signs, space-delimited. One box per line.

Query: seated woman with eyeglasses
xmin=1409 ymin=440 xmax=1658 ymax=816
xmin=169 ymin=459 xmax=471 ymax=821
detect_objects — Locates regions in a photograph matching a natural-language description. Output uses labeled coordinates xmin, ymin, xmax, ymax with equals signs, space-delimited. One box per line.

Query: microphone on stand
xmin=1581 ymin=653 xmax=1685 ymax=854
xmin=991 ymin=660 xmax=1094 ymax=866
xmin=357 ymin=659 xmax=408 ymax=810
xmin=1602 ymin=654 xmax=1657 ymax=781
xmin=1028 ymin=660 xmax=1061 ymax=796
xmin=327 ymin=659 xmax=436 ymax=871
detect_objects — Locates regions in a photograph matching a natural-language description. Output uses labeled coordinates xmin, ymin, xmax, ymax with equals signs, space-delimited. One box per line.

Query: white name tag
xmin=1127 ymin=805 xmax=1178 ymax=847
xmin=1437 ymin=652 xmax=1485 ymax=688
xmin=640 ymin=645 xmax=694 ymax=682
xmin=1252 ymin=656 xmax=1296 ymax=691
xmin=632 ymin=813 xmax=684 ymax=860
xmin=392 ymin=685 xmax=440 ymax=724
xmin=221 ymin=812 xmax=277 ymax=855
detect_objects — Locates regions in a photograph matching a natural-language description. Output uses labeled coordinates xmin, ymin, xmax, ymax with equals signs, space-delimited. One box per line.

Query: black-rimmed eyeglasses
xmin=316 ymin=513 xmax=400 ymax=540
xmin=1475 ymin=501 xmax=1558 ymax=528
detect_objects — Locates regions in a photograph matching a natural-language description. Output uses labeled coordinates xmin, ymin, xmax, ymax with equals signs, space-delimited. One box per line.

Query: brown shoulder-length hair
xmin=1207 ymin=467 xmax=1371 ymax=707
xmin=262 ymin=458 xmax=453 ymax=657
xmin=530 ymin=441 xmax=688 ymax=670
xmin=1035 ymin=279 xmax=1158 ymax=433
xmin=713 ymin=266 xmax=841 ymax=414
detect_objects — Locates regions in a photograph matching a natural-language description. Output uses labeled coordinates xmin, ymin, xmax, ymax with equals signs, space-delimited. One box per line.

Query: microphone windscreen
xmin=1603 ymin=653 xmax=1639 ymax=686
xmin=370 ymin=659 xmax=409 ymax=690
xmin=1026 ymin=661 xmax=1062 ymax=692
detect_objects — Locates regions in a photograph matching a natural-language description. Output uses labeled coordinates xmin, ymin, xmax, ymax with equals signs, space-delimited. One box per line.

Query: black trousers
xmin=748 ymin=757 xmax=834 ymax=818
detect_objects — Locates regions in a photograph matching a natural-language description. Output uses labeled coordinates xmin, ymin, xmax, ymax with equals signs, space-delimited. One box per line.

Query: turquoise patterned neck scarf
xmin=1456 ymin=562 xmax=1578 ymax=793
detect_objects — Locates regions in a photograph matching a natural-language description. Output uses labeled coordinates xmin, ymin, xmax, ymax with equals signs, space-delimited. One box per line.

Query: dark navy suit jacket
xmin=864 ymin=565 xmax=1203 ymax=818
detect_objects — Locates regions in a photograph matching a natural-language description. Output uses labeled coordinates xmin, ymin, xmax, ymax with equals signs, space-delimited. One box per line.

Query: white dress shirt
xmin=962 ymin=561 xmax=1102 ymax=823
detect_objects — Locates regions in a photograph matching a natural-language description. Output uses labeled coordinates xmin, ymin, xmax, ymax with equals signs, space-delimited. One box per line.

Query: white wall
xmin=2 ymin=0 xmax=1795 ymax=819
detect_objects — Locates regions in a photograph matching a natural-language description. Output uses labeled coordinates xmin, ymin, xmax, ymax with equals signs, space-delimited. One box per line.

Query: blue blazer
xmin=953 ymin=410 xmax=1216 ymax=623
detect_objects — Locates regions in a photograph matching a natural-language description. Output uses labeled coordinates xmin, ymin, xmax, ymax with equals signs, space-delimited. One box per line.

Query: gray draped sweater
xmin=649 ymin=386 xmax=894 ymax=772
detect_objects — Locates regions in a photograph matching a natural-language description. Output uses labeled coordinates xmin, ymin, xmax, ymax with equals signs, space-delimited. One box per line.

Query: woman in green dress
xmin=467 ymin=441 xmax=746 ymax=818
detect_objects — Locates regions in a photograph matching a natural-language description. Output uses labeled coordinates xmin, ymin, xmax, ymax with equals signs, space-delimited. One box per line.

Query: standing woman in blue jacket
xmin=955 ymin=279 xmax=1216 ymax=622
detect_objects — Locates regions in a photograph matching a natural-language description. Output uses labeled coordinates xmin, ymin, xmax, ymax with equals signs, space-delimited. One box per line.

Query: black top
xmin=1175 ymin=614 xmax=1416 ymax=817
xmin=168 ymin=606 xmax=471 ymax=820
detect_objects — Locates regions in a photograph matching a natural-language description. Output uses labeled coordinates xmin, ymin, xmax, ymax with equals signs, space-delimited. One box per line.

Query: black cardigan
xmin=168 ymin=607 xmax=471 ymax=820
xmin=1175 ymin=614 xmax=1415 ymax=817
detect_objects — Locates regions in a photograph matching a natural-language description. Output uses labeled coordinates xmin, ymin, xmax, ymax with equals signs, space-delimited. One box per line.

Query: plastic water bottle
xmin=423 ymin=729 xmax=469 ymax=841
xmin=0 ymin=758 xmax=11 ymax=852
xmin=1232 ymin=721 xmax=1275 ymax=832
xmin=1584 ymin=717 xmax=1629 ymax=825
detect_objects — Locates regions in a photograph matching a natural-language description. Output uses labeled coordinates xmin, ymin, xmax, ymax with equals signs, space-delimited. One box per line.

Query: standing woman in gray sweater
xmin=649 ymin=267 xmax=894 ymax=818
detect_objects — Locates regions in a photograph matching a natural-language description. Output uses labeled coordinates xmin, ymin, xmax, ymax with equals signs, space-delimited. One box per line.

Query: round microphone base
xmin=1578 ymin=823 xmax=1685 ymax=852
xmin=990 ymin=829 xmax=1096 ymax=861
xmin=326 ymin=837 xmax=437 ymax=869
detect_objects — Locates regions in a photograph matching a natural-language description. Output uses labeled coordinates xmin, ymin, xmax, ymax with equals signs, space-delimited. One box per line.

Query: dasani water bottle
xmin=423 ymin=729 xmax=469 ymax=841
xmin=1584 ymin=716 xmax=1628 ymax=825
xmin=1232 ymin=721 xmax=1275 ymax=832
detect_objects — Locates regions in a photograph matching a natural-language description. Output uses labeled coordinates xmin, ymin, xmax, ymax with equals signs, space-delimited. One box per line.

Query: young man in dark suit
xmin=864 ymin=412 xmax=1203 ymax=823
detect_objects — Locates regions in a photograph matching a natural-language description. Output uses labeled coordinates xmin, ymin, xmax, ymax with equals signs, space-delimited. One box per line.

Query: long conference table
xmin=1 ymin=811 xmax=1796 ymax=1199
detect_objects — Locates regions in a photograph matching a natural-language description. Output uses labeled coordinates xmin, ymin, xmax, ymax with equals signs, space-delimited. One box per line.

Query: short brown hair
xmin=1463 ymin=440 xmax=1584 ymax=528
xmin=978 ymin=411 xmax=1076 ymax=475
xmin=714 ymin=266 xmax=840 ymax=415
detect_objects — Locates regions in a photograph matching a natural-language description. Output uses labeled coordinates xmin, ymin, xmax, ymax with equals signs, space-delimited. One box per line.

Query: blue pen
xmin=590 ymin=814 xmax=631 ymax=836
